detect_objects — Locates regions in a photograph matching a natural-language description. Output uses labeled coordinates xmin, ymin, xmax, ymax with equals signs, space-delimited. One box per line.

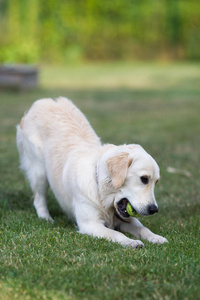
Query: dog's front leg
xmin=74 ymin=201 xmax=144 ymax=248
xmin=79 ymin=221 xmax=144 ymax=248
xmin=119 ymin=218 xmax=168 ymax=244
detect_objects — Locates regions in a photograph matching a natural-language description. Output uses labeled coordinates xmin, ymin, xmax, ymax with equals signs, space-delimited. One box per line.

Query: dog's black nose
xmin=148 ymin=204 xmax=158 ymax=215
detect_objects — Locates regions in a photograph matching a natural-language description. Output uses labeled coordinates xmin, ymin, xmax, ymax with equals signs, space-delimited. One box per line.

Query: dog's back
xmin=18 ymin=97 xmax=100 ymax=144
xmin=17 ymin=97 xmax=101 ymax=178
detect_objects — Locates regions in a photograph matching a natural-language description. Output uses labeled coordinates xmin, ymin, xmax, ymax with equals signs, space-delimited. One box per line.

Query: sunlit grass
xmin=41 ymin=61 xmax=200 ymax=90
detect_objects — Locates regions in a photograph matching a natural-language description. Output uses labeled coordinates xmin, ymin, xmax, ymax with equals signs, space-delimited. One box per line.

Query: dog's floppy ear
xmin=106 ymin=152 xmax=132 ymax=188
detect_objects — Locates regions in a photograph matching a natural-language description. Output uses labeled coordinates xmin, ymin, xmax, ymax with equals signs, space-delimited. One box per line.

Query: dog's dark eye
xmin=140 ymin=176 xmax=149 ymax=185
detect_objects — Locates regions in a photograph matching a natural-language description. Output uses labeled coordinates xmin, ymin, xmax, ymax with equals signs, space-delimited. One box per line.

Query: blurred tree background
xmin=0 ymin=0 xmax=199 ymax=64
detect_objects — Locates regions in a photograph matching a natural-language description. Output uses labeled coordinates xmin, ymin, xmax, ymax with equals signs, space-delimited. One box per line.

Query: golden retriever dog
xmin=16 ymin=97 xmax=168 ymax=248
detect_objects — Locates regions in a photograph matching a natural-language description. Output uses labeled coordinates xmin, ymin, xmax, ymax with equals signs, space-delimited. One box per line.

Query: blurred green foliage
xmin=0 ymin=0 xmax=199 ymax=63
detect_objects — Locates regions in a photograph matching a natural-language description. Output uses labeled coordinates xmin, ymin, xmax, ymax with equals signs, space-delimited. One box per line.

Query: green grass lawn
xmin=0 ymin=62 xmax=200 ymax=299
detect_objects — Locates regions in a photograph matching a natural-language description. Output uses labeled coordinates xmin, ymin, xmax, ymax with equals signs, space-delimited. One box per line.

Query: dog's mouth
xmin=116 ymin=198 xmax=137 ymax=219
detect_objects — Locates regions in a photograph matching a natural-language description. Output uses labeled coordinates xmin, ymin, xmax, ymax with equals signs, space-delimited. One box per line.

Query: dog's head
xmin=98 ymin=144 xmax=160 ymax=218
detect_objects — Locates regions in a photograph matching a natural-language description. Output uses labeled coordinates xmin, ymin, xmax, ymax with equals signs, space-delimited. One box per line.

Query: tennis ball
xmin=126 ymin=203 xmax=139 ymax=217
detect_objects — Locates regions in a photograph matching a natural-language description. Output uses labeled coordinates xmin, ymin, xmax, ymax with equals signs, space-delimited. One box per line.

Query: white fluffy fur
xmin=16 ymin=97 xmax=168 ymax=248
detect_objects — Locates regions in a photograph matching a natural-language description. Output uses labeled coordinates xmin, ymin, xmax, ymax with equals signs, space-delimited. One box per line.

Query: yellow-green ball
xmin=126 ymin=203 xmax=139 ymax=217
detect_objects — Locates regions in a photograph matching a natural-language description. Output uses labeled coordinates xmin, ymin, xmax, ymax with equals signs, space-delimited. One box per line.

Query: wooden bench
xmin=0 ymin=65 xmax=38 ymax=90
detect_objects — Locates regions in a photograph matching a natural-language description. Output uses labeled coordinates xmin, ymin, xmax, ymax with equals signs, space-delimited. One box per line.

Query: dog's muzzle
xmin=116 ymin=199 xmax=159 ymax=218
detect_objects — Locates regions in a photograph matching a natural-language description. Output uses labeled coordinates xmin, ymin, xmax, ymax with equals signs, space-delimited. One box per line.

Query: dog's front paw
xmin=123 ymin=239 xmax=144 ymax=248
xmin=147 ymin=234 xmax=168 ymax=244
xmin=132 ymin=240 xmax=144 ymax=248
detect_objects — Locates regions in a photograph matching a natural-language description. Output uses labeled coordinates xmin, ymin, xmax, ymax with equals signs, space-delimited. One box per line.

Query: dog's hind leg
xmin=32 ymin=170 xmax=54 ymax=223
xmin=16 ymin=125 xmax=54 ymax=222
